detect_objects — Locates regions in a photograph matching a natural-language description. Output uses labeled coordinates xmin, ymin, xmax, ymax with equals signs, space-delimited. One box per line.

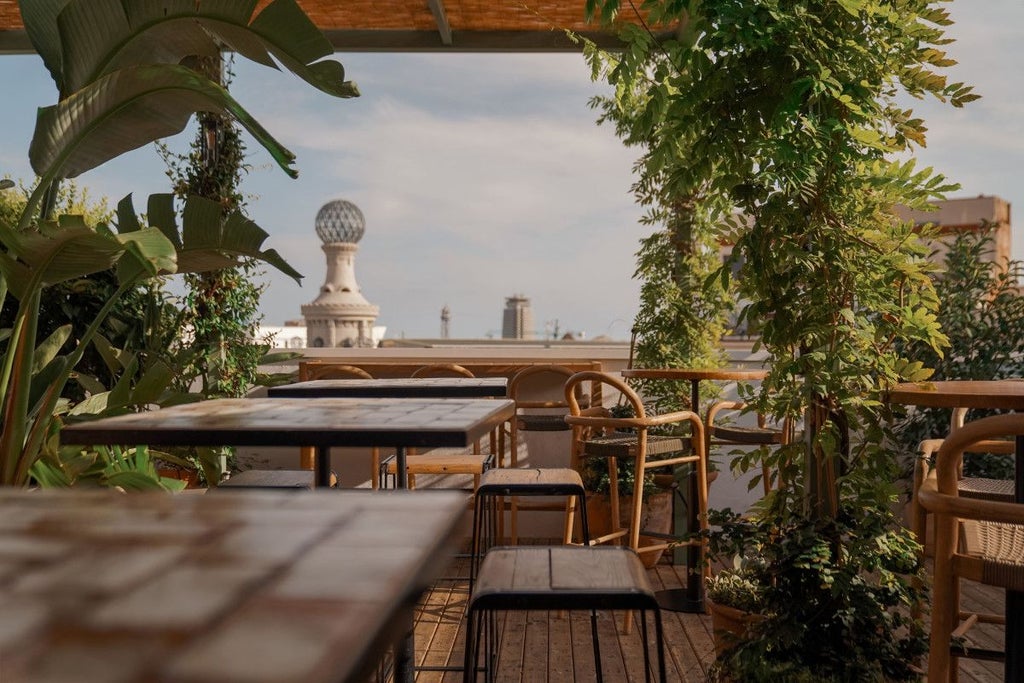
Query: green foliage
xmin=894 ymin=226 xmax=1024 ymax=478
xmin=31 ymin=444 xmax=187 ymax=491
xmin=0 ymin=181 xmax=124 ymax=401
xmin=705 ymin=506 xmax=927 ymax=682
xmin=0 ymin=0 xmax=356 ymax=486
xmin=584 ymin=24 xmax=733 ymax=416
xmin=583 ymin=0 xmax=975 ymax=677
xmin=159 ymin=57 xmax=270 ymax=401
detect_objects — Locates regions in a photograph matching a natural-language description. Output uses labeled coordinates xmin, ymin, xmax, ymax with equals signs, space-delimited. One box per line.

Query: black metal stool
xmin=464 ymin=545 xmax=668 ymax=683
xmin=469 ymin=467 xmax=590 ymax=589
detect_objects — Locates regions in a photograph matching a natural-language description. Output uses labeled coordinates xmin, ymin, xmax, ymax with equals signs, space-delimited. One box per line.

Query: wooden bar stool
xmin=463 ymin=545 xmax=667 ymax=683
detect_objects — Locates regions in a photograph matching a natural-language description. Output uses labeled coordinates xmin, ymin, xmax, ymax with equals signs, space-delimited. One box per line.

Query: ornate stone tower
xmin=301 ymin=199 xmax=379 ymax=348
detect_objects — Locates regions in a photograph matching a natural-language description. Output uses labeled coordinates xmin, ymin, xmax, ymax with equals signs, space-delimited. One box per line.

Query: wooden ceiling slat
xmin=0 ymin=1 xmax=669 ymax=53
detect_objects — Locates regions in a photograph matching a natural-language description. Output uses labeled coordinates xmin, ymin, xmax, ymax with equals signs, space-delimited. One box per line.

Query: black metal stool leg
xmin=640 ymin=609 xmax=652 ymax=682
xmin=462 ymin=606 xmax=477 ymax=683
xmin=654 ymin=609 xmax=668 ymax=683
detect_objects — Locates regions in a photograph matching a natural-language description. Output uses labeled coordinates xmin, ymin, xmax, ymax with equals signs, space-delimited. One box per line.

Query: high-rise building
xmin=301 ymin=199 xmax=380 ymax=347
xmin=501 ymin=294 xmax=534 ymax=340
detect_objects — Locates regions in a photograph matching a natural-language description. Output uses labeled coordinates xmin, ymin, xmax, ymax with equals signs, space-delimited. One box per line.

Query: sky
xmin=1 ymin=0 xmax=1022 ymax=341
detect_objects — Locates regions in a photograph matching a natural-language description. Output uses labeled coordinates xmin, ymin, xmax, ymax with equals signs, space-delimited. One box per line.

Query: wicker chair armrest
xmin=919 ymin=474 xmax=1024 ymax=526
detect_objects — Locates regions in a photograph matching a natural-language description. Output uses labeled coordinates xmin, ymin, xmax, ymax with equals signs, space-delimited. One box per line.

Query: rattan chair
xmin=910 ymin=433 xmax=1014 ymax=556
xmin=705 ymin=400 xmax=791 ymax=495
xmin=410 ymin=362 xmax=475 ymax=378
xmin=296 ymin=364 xmax=383 ymax=489
xmin=918 ymin=413 xmax=1024 ymax=680
xmin=564 ymin=371 xmax=707 ymax=631
xmin=497 ymin=364 xmax=589 ymax=542
xmin=380 ymin=363 xmax=492 ymax=490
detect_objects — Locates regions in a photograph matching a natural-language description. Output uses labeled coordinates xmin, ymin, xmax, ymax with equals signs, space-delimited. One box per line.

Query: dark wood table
xmin=0 ymin=488 xmax=466 ymax=683
xmin=268 ymin=377 xmax=508 ymax=399
xmin=62 ymin=397 xmax=515 ymax=490
xmin=887 ymin=379 xmax=1024 ymax=680
xmin=620 ymin=367 xmax=769 ymax=613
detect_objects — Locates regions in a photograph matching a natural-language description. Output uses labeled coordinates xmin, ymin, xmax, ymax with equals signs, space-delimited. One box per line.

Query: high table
xmin=0 ymin=488 xmax=466 ymax=683
xmin=268 ymin=377 xmax=508 ymax=399
xmin=887 ymin=379 xmax=1024 ymax=680
xmin=62 ymin=397 xmax=515 ymax=490
xmin=61 ymin=396 xmax=515 ymax=683
xmin=268 ymin=379 xmax=510 ymax=471
xmin=620 ymin=367 xmax=769 ymax=613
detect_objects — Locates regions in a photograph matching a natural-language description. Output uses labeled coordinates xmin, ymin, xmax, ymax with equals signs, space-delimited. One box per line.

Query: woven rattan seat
xmin=710 ymin=424 xmax=785 ymax=445
xmin=963 ymin=520 xmax=1024 ymax=591
xmin=580 ymin=433 xmax=688 ymax=458
xmin=959 ymin=477 xmax=1015 ymax=501
xmin=911 ymin=437 xmax=1015 ymax=557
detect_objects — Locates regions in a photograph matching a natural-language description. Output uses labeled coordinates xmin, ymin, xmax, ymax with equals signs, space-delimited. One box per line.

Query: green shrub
xmin=894 ymin=226 xmax=1024 ymax=479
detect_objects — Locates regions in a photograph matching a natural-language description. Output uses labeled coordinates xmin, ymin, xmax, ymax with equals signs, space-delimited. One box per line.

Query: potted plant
xmin=704 ymin=568 xmax=767 ymax=656
xmin=0 ymin=0 xmax=358 ymax=487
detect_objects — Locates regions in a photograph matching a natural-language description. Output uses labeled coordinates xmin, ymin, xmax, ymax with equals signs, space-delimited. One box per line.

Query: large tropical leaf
xmin=30 ymin=64 xmax=297 ymax=181
xmin=22 ymin=0 xmax=358 ymax=99
xmin=19 ymin=0 xmax=70 ymax=90
xmin=0 ymin=216 xmax=176 ymax=300
xmin=144 ymin=193 xmax=303 ymax=283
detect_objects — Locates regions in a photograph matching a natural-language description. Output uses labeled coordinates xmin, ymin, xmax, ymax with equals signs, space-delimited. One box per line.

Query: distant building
xmin=502 ymin=294 xmax=535 ymax=340
xmin=260 ymin=319 xmax=307 ymax=349
xmin=894 ymin=195 xmax=1012 ymax=267
xmin=721 ymin=195 xmax=1014 ymax=336
xmin=441 ymin=305 xmax=451 ymax=339
xmin=301 ymin=199 xmax=381 ymax=348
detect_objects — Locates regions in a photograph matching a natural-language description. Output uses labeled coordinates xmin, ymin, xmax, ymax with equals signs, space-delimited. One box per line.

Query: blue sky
xmin=2 ymin=0 xmax=1022 ymax=340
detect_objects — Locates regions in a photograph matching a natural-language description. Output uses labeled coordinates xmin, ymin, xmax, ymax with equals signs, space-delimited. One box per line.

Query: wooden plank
xmin=408 ymin=546 xmax=1019 ymax=681
xmin=495 ymin=610 xmax=527 ymax=682
xmin=569 ymin=608 xmax=598 ymax=680
xmin=521 ymin=611 xmax=550 ymax=681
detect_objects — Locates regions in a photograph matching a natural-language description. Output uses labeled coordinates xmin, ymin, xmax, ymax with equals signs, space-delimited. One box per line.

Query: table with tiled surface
xmin=0 ymin=488 xmax=466 ymax=683
xmin=62 ymin=397 xmax=516 ymax=488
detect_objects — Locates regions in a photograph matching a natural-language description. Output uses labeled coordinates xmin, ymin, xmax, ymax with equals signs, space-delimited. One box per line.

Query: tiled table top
xmin=61 ymin=397 xmax=516 ymax=450
xmin=0 ymin=489 xmax=466 ymax=683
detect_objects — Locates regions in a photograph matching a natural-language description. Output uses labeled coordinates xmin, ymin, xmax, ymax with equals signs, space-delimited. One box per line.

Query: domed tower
xmin=301 ymin=199 xmax=380 ymax=348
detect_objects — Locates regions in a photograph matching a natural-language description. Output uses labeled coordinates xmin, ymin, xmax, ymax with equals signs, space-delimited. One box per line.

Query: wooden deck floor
xmin=406 ymin=554 xmax=1005 ymax=682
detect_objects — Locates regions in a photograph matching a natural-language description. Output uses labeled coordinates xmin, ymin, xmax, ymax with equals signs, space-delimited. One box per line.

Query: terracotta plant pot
xmin=156 ymin=466 xmax=200 ymax=489
xmin=706 ymin=597 xmax=764 ymax=655
xmin=585 ymin=490 xmax=673 ymax=568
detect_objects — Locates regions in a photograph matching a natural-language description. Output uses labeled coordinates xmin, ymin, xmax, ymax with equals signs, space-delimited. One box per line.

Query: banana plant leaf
xmin=30 ymin=63 xmax=297 ymax=181
xmin=23 ymin=0 xmax=358 ymax=100
xmin=143 ymin=194 xmax=303 ymax=283
xmin=0 ymin=219 xmax=176 ymax=301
